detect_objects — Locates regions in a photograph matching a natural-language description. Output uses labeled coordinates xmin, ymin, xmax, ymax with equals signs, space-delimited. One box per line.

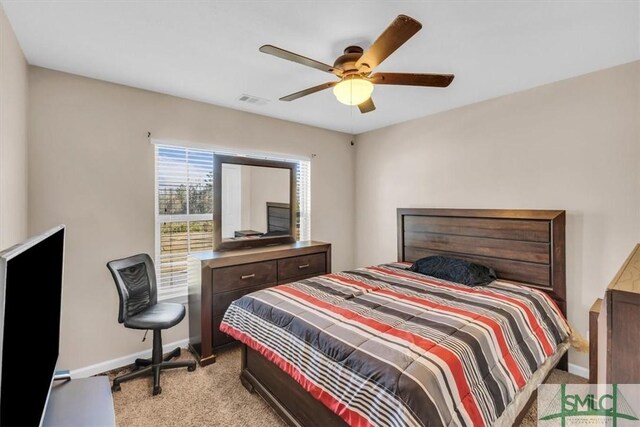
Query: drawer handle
xmin=298 ymin=264 xmax=310 ymax=269
xmin=241 ymin=274 xmax=256 ymax=280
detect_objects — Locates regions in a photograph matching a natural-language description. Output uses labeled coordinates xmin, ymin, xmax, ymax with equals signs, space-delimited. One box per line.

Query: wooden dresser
xmin=187 ymin=241 xmax=331 ymax=366
xmin=592 ymin=244 xmax=640 ymax=383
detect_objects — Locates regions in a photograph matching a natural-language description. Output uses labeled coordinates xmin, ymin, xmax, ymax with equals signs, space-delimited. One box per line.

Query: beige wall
xmin=355 ymin=61 xmax=640 ymax=371
xmin=0 ymin=5 xmax=28 ymax=250
xmin=28 ymin=66 xmax=355 ymax=370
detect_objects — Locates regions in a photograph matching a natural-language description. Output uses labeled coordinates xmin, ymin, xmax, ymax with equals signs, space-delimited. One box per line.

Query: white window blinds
xmin=155 ymin=146 xmax=214 ymax=299
xmin=154 ymin=144 xmax=311 ymax=300
xmin=296 ymin=160 xmax=311 ymax=241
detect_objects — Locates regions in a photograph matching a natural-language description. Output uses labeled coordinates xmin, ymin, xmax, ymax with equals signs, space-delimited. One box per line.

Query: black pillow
xmin=409 ymin=256 xmax=497 ymax=287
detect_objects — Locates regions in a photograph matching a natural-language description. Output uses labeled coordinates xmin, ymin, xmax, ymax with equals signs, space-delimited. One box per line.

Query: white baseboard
xmin=69 ymin=338 xmax=190 ymax=379
xmin=568 ymin=363 xmax=589 ymax=379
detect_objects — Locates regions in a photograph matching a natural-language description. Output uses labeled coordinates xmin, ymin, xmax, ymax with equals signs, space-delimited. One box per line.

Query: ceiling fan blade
xmin=260 ymin=45 xmax=342 ymax=76
xmin=280 ymin=81 xmax=337 ymax=102
xmin=358 ymin=98 xmax=376 ymax=113
xmin=356 ymin=15 xmax=422 ymax=71
xmin=370 ymin=72 xmax=455 ymax=87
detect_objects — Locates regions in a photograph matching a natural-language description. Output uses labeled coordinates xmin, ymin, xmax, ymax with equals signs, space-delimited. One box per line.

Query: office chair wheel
xmin=188 ymin=364 xmax=196 ymax=372
xmin=153 ymin=386 xmax=162 ymax=396
xmin=112 ymin=383 xmax=121 ymax=392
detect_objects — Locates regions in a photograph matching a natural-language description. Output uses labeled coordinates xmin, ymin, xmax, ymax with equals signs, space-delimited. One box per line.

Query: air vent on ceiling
xmin=236 ymin=94 xmax=270 ymax=106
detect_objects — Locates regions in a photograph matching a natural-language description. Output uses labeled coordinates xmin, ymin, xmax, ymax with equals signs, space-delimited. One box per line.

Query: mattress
xmin=221 ymin=262 xmax=570 ymax=427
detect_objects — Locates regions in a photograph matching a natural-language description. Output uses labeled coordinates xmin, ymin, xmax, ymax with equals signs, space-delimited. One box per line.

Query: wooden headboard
xmin=397 ymin=208 xmax=566 ymax=314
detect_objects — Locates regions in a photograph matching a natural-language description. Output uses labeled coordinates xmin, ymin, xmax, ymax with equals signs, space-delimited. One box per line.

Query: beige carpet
xmin=107 ymin=346 xmax=585 ymax=426
xmin=518 ymin=367 xmax=588 ymax=426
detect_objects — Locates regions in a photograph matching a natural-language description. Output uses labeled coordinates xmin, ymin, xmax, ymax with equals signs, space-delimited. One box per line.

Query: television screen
xmin=0 ymin=226 xmax=65 ymax=426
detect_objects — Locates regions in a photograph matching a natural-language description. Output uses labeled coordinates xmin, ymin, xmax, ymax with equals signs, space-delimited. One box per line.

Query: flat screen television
xmin=0 ymin=225 xmax=65 ymax=426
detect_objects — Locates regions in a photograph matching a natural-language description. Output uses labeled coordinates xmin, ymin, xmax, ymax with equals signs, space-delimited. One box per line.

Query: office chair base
xmin=111 ymin=346 xmax=196 ymax=395
xmin=133 ymin=347 xmax=181 ymax=369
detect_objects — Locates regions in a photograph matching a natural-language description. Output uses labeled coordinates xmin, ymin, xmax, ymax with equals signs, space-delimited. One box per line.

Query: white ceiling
xmin=2 ymin=1 xmax=639 ymax=134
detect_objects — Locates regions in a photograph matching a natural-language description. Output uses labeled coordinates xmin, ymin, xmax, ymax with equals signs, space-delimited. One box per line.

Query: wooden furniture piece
xmin=43 ymin=377 xmax=115 ymax=427
xmin=595 ymin=243 xmax=640 ymax=384
xmin=214 ymin=155 xmax=298 ymax=250
xmin=188 ymin=241 xmax=331 ymax=366
xmin=239 ymin=208 xmax=568 ymax=426
xmin=397 ymin=208 xmax=567 ymax=316
xmin=589 ymin=298 xmax=602 ymax=384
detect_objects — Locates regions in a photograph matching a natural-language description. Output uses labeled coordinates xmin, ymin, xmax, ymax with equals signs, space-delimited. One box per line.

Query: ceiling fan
xmin=260 ymin=14 xmax=454 ymax=114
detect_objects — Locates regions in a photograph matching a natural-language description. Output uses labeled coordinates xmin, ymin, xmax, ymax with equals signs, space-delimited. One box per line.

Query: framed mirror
xmin=213 ymin=155 xmax=298 ymax=250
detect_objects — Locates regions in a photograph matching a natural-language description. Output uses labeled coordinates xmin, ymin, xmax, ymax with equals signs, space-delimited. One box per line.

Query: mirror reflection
xmin=221 ymin=164 xmax=291 ymax=241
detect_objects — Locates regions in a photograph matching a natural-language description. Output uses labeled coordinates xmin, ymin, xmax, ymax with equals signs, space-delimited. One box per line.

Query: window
xmin=296 ymin=159 xmax=311 ymax=241
xmin=155 ymin=144 xmax=311 ymax=300
xmin=155 ymin=146 xmax=214 ymax=300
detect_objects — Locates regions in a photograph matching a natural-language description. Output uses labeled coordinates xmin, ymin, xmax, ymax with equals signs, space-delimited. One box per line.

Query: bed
xmin=220 ymin=209 xmax=569 ymax=426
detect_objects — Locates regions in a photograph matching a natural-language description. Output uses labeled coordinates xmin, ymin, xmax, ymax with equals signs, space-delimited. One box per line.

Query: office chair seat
xmin=124 ymin=302 xmax=185 ymax=330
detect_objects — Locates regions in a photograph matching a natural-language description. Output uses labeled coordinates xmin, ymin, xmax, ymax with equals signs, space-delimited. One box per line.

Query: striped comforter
xmin=220 ymin=263 xmax=569 ymax=427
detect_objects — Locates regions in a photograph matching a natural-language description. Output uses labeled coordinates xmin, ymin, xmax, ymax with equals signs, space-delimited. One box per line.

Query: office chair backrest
xmin=107 ymin=253 xmax=158 ymax=324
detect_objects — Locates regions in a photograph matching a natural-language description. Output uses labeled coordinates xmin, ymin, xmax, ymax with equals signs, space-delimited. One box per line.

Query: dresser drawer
xmin=278 ymin=252 xmax=326 ymax=282
xmin=211 ymin=260 xmax=277 ymax=293
xmin=212 ymin=283 xmax=273 ymax=316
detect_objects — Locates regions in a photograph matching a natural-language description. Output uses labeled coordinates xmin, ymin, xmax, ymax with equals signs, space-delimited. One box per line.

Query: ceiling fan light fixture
xmin=333 ymin=76 xmax=374 ymax=106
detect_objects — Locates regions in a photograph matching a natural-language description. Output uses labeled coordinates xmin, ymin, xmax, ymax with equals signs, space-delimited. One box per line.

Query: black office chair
xmin=107 ymin=253 xmax=195 ymax=395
